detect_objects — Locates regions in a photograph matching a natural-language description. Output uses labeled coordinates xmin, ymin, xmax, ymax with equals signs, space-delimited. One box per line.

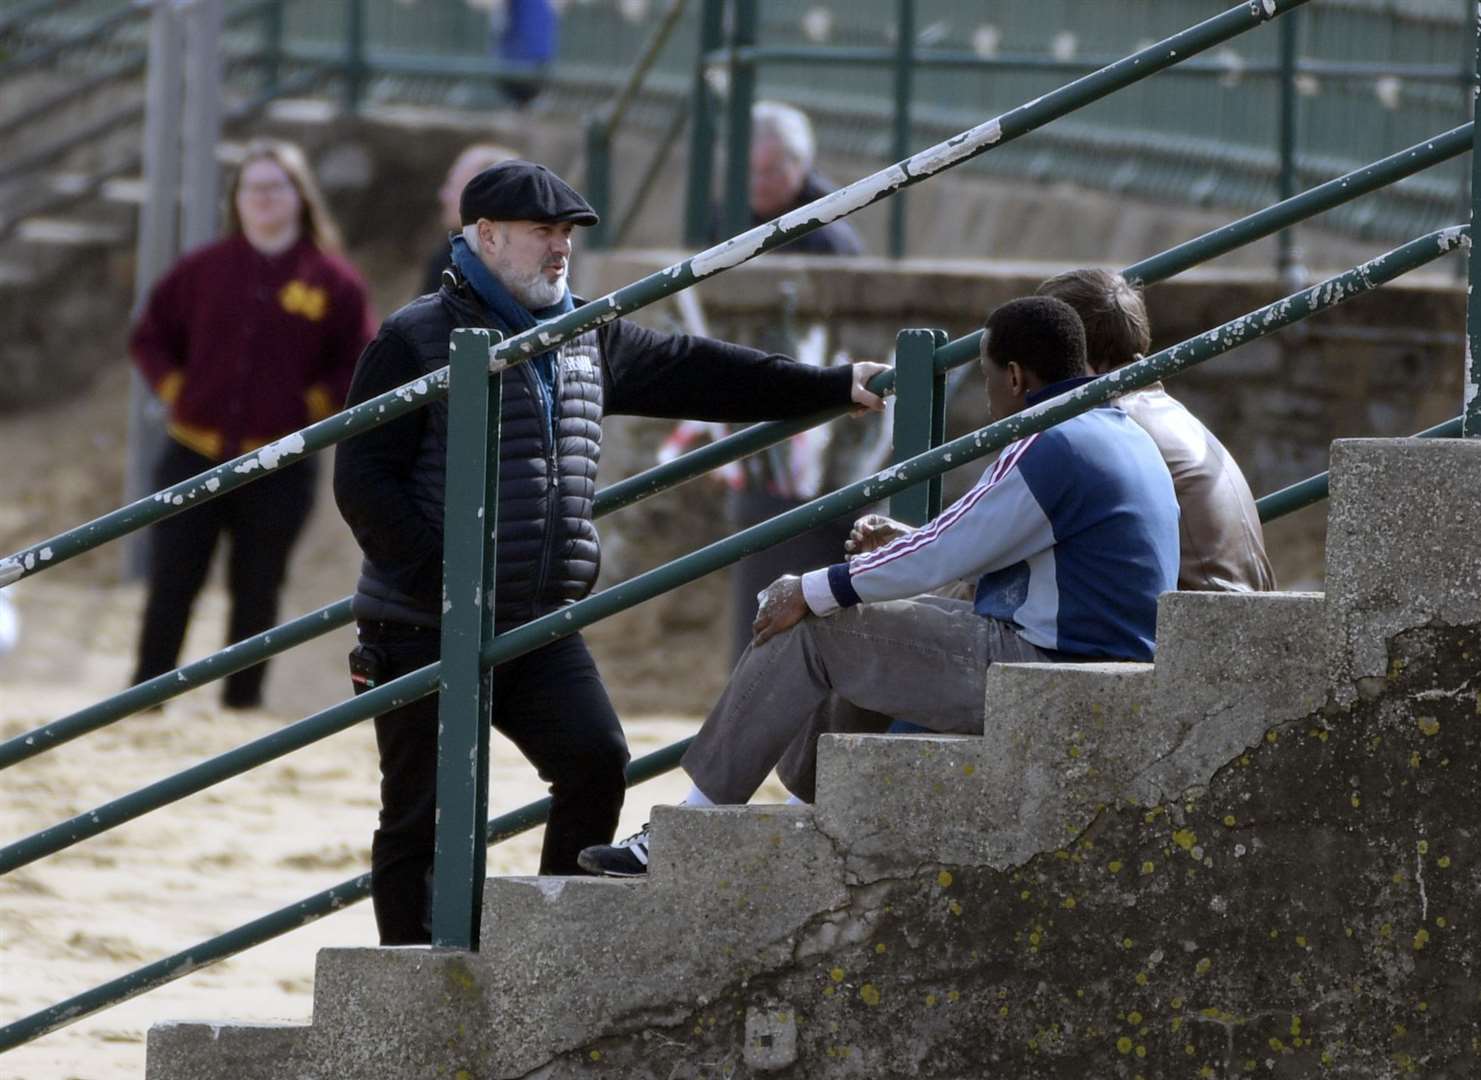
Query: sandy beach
xmin=0 ymin=360 xmax=772 ymax=1078
xmin=0 ymin=574 xmax=760 ymax=1080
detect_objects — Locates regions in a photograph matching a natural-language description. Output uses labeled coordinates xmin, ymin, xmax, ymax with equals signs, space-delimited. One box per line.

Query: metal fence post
xmin=181 ymin=0 xmax=223 ymax=253
xmin=889 ymin=329 xmax=948 ymax=524
xmin=344 ymin=0 xmax=366 ymax=114
xmin=1276 ymin=7 xmax=1302 ymax=286
xmin=261 ymin=0 xmax=283 ymax=98
xmin=431 ymin=328 xmax=503 ymax=949
xmin=683 ymin=0 xmax=725 ymax=246
xmin=723 ymin=0 xmax=758 ymax=240
xmin=1466 ymin=3 xmax=1481 ymax=436
xmin=585 ymin=115 xmax=612 ymax=250
xmin=889 ymin=0 xmax=915 ymax=260
xmin=124 ymin=0 xmax=185 ymax=579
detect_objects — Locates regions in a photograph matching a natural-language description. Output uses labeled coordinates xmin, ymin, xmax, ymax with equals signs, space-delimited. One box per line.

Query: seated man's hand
xmin=752 ymin=574 xmax=809 ymax=647
xmin=848 ymin=362 xmax=891 ymax=414
xmin=844 ymin=513 xmax=913 ymax=555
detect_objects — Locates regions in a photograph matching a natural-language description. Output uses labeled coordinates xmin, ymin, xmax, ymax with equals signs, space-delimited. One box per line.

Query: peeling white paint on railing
xmin=0 ymin=0 xmax=1311 ymax=592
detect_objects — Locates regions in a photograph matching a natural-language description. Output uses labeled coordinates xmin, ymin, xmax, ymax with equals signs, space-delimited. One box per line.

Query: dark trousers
xmin=131 ymin=440 xmax=315 ymax=707
xmin=353 ymin=621 xmax=630 ymax=945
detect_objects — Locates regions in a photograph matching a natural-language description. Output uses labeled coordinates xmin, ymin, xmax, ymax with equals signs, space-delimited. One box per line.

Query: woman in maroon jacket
xmin=129 ymin=138 xmax=374 ymax=709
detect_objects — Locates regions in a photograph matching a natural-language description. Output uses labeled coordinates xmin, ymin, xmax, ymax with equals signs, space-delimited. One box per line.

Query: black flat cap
xmin=459 ymin=159 xmax=599 ymax=227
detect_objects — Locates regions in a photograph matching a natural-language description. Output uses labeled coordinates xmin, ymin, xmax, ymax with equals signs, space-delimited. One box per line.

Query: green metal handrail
xmin=2 ymin=223 xmax=1460 ymax=882
xmin=0 ymin=0 xmax=90 ymax=38
xmin=688 ymin=0 xmax=1471 ymax=264
xmin=4 ymin=117 xmax=1469 ymax=771
xmin=1 ymin=0 xmax=1311 ymax=591
xmin=706 ymin=46 xmax=1474 ymax=85
xmin=583 ymin=0 xmax=691 ymax=248
xmin=3 ymin=0 xmax=1471 ymax=1050
xmin=0 ymin=0 xmax=280 ymax=146
xmin=929 ymin=121 xmax=1475 ymax=373
xmin=0 ymin=736 xmax=692 ymax=1053
xmin=1255 ymin=416 xmax=1464 ymax=522
xmin=0 ymin=1 xmax=148 ymax=83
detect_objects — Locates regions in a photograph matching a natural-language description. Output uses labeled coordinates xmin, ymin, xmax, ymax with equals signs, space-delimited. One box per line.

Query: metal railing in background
xmin=685 ymin=0 xmax=1476 ymax=263
xmin=0 ymin=0 xmax=1478 ymax=1061
xmin=583 ymin=0 xmax=690 ymax=250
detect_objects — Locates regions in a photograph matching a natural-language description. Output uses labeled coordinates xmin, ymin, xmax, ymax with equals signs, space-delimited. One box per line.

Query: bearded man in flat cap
xmin=334 ymin=159 xmax=887 ymax=945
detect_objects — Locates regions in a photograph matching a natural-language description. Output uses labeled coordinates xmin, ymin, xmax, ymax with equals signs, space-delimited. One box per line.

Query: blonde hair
xmin=226 ymin=138 xmax=344 ymax=253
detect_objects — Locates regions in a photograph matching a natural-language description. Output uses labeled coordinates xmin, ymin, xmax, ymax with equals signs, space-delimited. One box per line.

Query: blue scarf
xmin=451 ymin=235 xmax=573 ymax=429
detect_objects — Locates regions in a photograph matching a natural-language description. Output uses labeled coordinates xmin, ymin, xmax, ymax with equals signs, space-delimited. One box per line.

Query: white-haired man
xmin=723 ymin=100 xmax=865 ymax=256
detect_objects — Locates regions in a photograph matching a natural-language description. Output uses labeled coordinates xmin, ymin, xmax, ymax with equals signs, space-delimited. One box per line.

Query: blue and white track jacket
xmin=801 ymin=377 xmax=1180 ymax=661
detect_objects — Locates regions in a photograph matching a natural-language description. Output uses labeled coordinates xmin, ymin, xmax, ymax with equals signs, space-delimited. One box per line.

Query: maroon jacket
xmin=130 ymin=232 xmax=375 ymax=461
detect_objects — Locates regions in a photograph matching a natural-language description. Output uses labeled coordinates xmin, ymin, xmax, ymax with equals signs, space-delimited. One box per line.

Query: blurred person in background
xmin=488 ymin=0 xmax=558 ymax=107
xmin=689 ymin=100 xmax=866 ymax=662
xmin=420 ymin=142 xmax=519 ymax=297
xmin=716 ymin=100 xmax=864 ymax=257
xmin=128 ymin=138 xmax=375 ymax=709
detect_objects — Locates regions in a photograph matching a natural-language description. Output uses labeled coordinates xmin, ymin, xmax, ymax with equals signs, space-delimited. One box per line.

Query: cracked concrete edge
xmin=1324 ymin=439 xmax=1481 ymax=705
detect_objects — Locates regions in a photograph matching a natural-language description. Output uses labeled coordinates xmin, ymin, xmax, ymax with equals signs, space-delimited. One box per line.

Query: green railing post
xmin=585 ymin=115 xmax=612 ymax=250
xmin=1467 ymin=3 xmax=1481 ymax=436
xmin=261 ymin=0 xmax=283 ymax=97
xmin=889 ymin=0 xmax=915 ymax=260
xmin=431 ymin=328 xmax=502 ymax=950
xmin=889 ymin=328 xmax=948 ymax=525
xmin=343 ymin=0 xmax=366 ymax=113
xmin=1276 ymin=7 xmax=1302 ymax=285
xmin=683 ymin=0 xmax=725 ymax=246
xmin=723 ymin=0 xmax=758 ymax=241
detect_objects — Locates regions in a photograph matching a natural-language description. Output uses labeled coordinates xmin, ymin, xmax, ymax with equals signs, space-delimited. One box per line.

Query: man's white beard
xmin=504 ymin=263 xmax=567 ymax=309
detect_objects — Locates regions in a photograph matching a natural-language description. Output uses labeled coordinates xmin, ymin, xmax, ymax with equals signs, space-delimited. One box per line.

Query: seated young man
xmin=578 ymin=296 xmax=1180 ymax=876
xmin=1037 ymin=268 xmax=1274 ymax=592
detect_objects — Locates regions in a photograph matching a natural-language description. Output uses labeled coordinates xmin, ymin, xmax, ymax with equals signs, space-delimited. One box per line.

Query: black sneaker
xmin=577 ymin=824 xmax=651 ymax=877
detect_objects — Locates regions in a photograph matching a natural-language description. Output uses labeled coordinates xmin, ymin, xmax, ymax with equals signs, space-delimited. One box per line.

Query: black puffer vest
xmin=352 ymin=280 xmax=604 ymax=631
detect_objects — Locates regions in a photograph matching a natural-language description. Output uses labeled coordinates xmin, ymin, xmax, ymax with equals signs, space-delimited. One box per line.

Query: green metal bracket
xmin=723 ymin=0 xmax=758 ymax=242
xmin=432 ymin=328 xmax=503 ymax=951
xmin=890 ymin=328 xmax=948 ymax=525
xmin=683 ymin=0 xmax=725 ymax=246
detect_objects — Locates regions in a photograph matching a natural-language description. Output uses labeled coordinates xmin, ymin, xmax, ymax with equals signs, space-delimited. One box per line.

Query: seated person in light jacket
xmin=577 ymin=296 xmax=1181 ymax=876
xmin=1038 ymin=268 xmax=1275 ymax=592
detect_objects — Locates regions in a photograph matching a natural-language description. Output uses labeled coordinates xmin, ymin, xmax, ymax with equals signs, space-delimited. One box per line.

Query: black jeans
xmin=353 ymin=620 xmax=629 ymax=945
xmin=132 ymin=440 xmax=316 ymax=707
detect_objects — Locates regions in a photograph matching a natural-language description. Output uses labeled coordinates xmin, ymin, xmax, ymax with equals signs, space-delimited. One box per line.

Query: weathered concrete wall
xmin=145 ymin=440 xmax=1481 ymax=1080
xmin=530 ymin=621 xmax=1481 ymax=1078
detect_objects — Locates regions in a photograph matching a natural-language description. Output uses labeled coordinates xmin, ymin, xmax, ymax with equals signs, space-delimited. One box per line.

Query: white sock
xmin=785 ymin=793 xmax=809 ymax=806
xmin=681 ymin=783 xmax=716 ymax=808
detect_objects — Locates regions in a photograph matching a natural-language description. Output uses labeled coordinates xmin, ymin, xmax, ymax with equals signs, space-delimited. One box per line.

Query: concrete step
xmin=1325 ymin=438 xmax=1481 ymax=700
xmin=646 ymin=803 xmax=840 ymax=892
xmin=1154 ymin=589 xmax=1326 ymax=693
xmin=100 ymin=175 xmax=147 ymax=204
xmin=146 ymin=1020 xmax=311 ymax=1080
xmin=15 ymin=215 xmax=127 ymax=245
xmin=1134 ymin=589 xmax=1329 ymax=804
xmin=815 ymin=661 xmax=1156 ymax=881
